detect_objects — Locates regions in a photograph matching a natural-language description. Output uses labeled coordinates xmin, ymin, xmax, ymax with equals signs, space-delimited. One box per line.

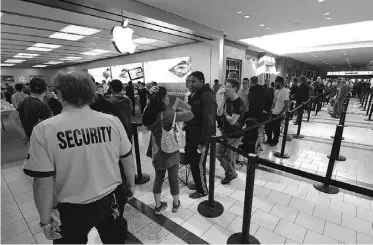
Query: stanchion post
xmin=366 ymin=94 xmax=372 ymax=116
xmin=274 ymin=111 xmax=290 ymax=159
xmin=314 ymin=125 xmax=342 ymax=194
xmin=293 ymin=103 xmax=305 ymax=139
xmin=363 ymin=93 xmax=370 ymax=111
xmin=365 ymin=97 xmax=373 ymax=121
xmin=307 ymin=97 xmax=312 ymax=122
xmin=132 ymin=122 xmax=150 ymax=185
xmin=227 ymin=155 xmax=260 ymax=244
xmin=198 ymin=136 xmax=224 ymax=218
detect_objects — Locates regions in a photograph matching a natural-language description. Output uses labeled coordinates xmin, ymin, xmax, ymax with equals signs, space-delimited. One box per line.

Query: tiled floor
xmin=2 ymin=98 xmax=373 ymax=244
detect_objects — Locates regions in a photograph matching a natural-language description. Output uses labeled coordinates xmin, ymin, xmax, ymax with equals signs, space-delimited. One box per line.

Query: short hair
xmin=102 ymin=80 xmax=106 ymax=84
xmin=110 ymin=79 xmax=123 ymax=93
xmin=15 ymin=83 xmax=23 ymax=91
xmin=307 ymin=80 xmax=312 ymax=84
xmin=243 ymin=78 xmax=249 ymax=82
xmin=190 ymin=71 xmax=205 ymax=84
xmin=226 ymin=78 xmax=240 ymax=93
xmin=275 ymin=76 xmax=285 ymax=84
xmin=292 ymin=77 xmax=299 ymax=83
xmin=249 ymin=76 xmax=258 ymax=84
xmin=299 ymin=75 xmax=307 ymax=83
xmin=53 ymin=71 xmax=96 ymax=107
xmin=30 ymin=77 xmax=47 ymax=94
xmin=270 ymin=82 xmax=275 ymax=87
xmin=214 ymin=79 xmax=219 ymax=84
xmin=128 ymin=81 xmax=133 ymax=86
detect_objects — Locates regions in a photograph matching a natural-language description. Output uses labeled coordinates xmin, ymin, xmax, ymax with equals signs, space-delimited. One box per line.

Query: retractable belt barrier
xmin=132 ymin=122 xmax=150 ymax=185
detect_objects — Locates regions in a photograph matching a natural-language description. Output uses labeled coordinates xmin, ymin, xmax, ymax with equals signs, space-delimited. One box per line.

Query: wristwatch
xmin=39 ymin=218 xmax=53 ymax=229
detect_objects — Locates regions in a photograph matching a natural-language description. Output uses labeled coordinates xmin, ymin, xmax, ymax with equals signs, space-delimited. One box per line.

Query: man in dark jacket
xmin=125 ymin=81 xmax=136 ymax=116
xmin=294 ymin=76 xmax=309 ymax=125
xmin=246 ymin=76 xmax=266 ymax=122
xmin=184 ymin=71 xmax=216 ymax=199
xmin=109 ymin=79 xmax=133 ymax=140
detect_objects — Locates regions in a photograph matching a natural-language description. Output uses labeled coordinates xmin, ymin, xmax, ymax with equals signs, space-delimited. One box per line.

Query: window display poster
xmin=111 ymin=63 xmax=143 ymax=83
xmin=88 ymin=67 xmax=111 ymax=83
xmin=144 ymin=56 xmax=191 ymax=84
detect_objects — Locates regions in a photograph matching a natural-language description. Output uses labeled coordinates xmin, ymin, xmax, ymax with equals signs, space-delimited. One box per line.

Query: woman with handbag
xmin=142 ymin=86 xmax=194 ymax=215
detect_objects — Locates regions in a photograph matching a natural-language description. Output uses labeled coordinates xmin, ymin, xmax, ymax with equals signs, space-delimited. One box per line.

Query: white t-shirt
xmin=103 ymin=84 xmax=109 ymax=93
xmin=272 ymin=88 xmax=289 ymax=115
xmin=23 ymin=106 xmax=132 ymax=204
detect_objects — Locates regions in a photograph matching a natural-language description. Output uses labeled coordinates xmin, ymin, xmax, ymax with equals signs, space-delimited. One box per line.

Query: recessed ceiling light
xmin=59 ymin=25 xmax=101 ymax=36
xmin=1 ymin=63 xmax=15 ymax=67
xmin=33 ymin=65 xmax=49 ymax=68
xmin=60 ymin=57 xmax=82 ymax=61
xmin=34 ymin=43 xmax=61 ymax=49
xmin=324 ymin=13 xmax=330 ymax=16
xmin=81 ymin=49 xmax=111 ymax=56
xmin=260 ymin=24 xmax=265 ymax=27
xmin=49 ymin=32 xmax=85 ymax=41
xmin=266 ymin=28 xmax=271 ymax=30
xmin=133 ymin=37 xmax=158 ymax=44
xmin=4 ymin=59 xmax=25 ymax=63
xmin=326 ymin=17 xmax=332 ymax=20
xmin=237 ymin=11 xmax=242 ymax=14
xmin=44 ymin=61 xmax=64 ymax=65
xmin=27 ymin=47 xmax=52 ymax=51
xmin=317 ymin=0 xmax=325 ymax=2
xmin=245 ymin=15 xmax=250 ymax=18
xmin=13 ymin=53 xmax=39 ymax=58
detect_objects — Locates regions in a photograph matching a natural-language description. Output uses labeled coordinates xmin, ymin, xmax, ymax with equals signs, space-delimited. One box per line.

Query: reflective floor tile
xmin=251 ymin=210 xmax=279 ymax=231
xmin=201 ymin=224 xmax=232 ymax=244
xmin=295 ymin=212 xmax=325 ymax=234
xmin=303 ymin=229 xmax=338 ymax=244
xmin=181 ymin=213 xmax=213 ymax=237
xmin=254 ymin=227 xmax=286 ymax=244
xmin=274 ymin=219 xmax=307 ymax=243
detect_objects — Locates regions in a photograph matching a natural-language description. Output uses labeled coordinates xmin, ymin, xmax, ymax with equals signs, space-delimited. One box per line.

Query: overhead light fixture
xmin=112 ymin=16 xmax=136 ymax=54
xmin=317 ymin=0 xmax=325 ymax=2
xmin=44 ymin=61 xmax=64 ymax=65
xmin=240 ymin=20 xmax=373 ymax=54
xmin=13 ymin=53 xmax=39 ymax=58
xmin=133 ymin=37 xmax=158 ymax=45
xmin=260 ymin=24 xmax=265 ymax=27
xmin=33 ymin=65 xmax=49 ymax=68
xmin=59 ymin=25 xmax=101 ymax=36
xmin=27 ymin=43 xmax=61 ymax=52
xmin=4 ymin=59 xmax=25 ymax=63
xmin=326 ymin=17 xmax=332 ymax=20
xmin=237 ymin=11 xmax=242 ymax=14
xmin=1 ymin=63 xmax=15 ymax=67
xmin=245 ymin=15 xmax=250 ymax=18
xmin=266 ymin=28 xmax=271 ymax=30
xmin=49 ymin=32 xmax=84 ymax=41
xmin=324 ymin=13 xmax=330 ymax=16
xmin=81 ymin=49 xmax=111 ymax=56
xmin=60 ymin=57 xmax=82 ymax=61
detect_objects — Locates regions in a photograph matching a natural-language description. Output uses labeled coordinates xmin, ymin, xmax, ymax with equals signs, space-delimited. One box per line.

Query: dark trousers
xmin=54 ymin=185 xmax=127 ymax=244
xmin=129 ymin=97 xmax=135 ymax=115
xmin=296 ymin=102 xmax=303 ymax=123
xmin=140 ymin=102 xmax=146 ymax=114
xmin=184 ymin=145 xmax=209 ymax=194
xmin=265 ymin=114 xmax=282 ymax=144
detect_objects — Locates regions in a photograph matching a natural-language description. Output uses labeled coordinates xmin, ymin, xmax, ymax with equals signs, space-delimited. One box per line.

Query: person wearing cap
xmin=9 ymin=77 xmax=52 ymax=141
xmin=23 ymin=71 xmax=135 ymax=243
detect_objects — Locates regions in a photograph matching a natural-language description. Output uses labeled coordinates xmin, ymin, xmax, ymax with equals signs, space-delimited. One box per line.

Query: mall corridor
xmin=2 ymin=0 xmax=373 ymax=244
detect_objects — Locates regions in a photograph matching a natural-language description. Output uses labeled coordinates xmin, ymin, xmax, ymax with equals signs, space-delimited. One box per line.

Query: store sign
xmin=327 ymin=71 xmax=373 ymax=76
xmin=111 ymin=20 xmax=136 ymax=54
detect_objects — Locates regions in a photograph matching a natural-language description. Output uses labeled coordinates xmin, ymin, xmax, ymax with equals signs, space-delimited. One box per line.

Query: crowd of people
xmin=2 ymin=69 xmax=372 ymax=244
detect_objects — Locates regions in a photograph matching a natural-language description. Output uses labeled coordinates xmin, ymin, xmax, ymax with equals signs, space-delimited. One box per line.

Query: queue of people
xmin=5 ymin=69 xmax=372 ymax=244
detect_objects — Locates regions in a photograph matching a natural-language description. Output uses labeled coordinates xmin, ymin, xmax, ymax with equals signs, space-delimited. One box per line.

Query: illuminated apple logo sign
xmin=112 ymin=19 xmax=136 ymax=54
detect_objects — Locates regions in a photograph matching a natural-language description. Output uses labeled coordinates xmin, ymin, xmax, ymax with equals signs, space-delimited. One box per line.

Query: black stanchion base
xmin=227 ymin=233 xmax=260 ymax=244
xmin=292 ymin=134 xmax=304 ymax=139
xmin=330 ymin=136 xmax=345 ymax=140
xmin=327 ymin=154 xmax=347 ymax=161
xmin=313 ymin=183 xmax=339 ymax=194
xmin=273 ymin=152 xmax=290 ymax=159
xmin=198 ymin=200 xmax=224 ymax=218
xmin=135 ymin=174 xmax=150 ymax=185
xmin=364 ymin=119 xmax=373 ymax=121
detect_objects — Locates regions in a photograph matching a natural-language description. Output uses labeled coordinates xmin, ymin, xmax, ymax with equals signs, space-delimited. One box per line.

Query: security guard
xmin=23 ymin=71 xmax=135 ymax=244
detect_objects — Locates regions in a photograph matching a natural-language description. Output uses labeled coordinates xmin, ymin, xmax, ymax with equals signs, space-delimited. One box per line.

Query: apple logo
xmin=111 ymin=19 xmax=136 ymax=54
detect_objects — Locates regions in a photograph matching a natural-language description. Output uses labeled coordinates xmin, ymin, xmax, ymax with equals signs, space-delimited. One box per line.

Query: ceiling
xmin=137 ymin=0 xmax=373 ymax=70
xmin=1 ymin=0 xmax=213 ymax=69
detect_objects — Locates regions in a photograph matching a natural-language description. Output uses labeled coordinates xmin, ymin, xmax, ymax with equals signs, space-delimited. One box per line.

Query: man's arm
xmin=8 ymin=110 xmax=26 ymax=138
xmin=223 ymin=111 xmax=240 ymax=125
xmin=280 ymin=100 xmax=290 ymax=115
xmin=216 ymin=97 xmax=226 ymax=116
xmin=33 ymin=176 xmax=54 ymax=224
xmin=119 ymin=152 xmax=136 ymax=193
xmin=200 ymin=91 xmax=216 ymax=145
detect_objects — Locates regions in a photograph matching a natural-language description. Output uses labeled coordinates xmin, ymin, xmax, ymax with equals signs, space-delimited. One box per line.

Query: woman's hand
xmin=149 ymin=86 xmax=159 ymax=94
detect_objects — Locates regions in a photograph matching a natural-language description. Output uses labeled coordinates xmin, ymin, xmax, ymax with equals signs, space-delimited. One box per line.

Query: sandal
xmin=189 ymin=191 xmax=207 ymax=199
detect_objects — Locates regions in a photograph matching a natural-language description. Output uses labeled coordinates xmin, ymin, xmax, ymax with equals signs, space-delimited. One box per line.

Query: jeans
xmin=217 ymin=137 xmax=242 ymax=179
xmin=153 ymin=164 xmax=180 ymax=195
xmin=265 ymin=114 xmax=283 ymax=144
xmin=54 ymin=185 xmax=127 ymax=244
